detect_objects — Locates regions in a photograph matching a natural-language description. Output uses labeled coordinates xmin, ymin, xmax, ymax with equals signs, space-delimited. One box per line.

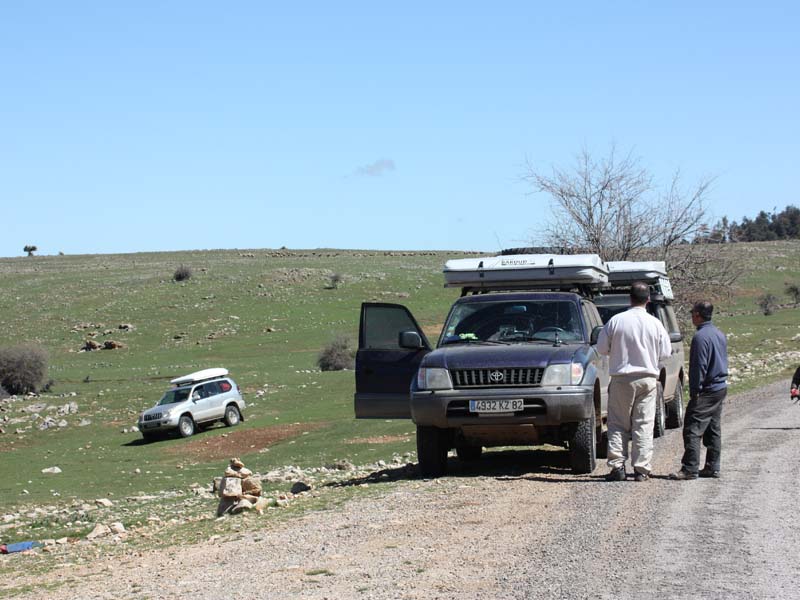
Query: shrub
xmin=757 ymin=293 xmax=778 ymax=316
xmin=0 ymin=344 xmax=49 ymax=395
xmin=786 ymin=284 xmax=800 ymax=307
xmin=317 ymin=336 xmax=356 ymax=371
xmin=327 ymin=273 xmax=343 ymax=289
xmin=173 ymin=265 xmax=192 ymax=282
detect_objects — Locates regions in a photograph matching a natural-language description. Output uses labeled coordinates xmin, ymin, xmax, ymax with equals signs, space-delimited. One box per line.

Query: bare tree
xmin=524 ymin=146 xmax=737 ymax=309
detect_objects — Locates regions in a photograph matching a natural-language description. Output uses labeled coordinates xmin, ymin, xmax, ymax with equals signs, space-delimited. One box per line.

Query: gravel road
xmin=7 ymin=380 xmax=800 ymax=599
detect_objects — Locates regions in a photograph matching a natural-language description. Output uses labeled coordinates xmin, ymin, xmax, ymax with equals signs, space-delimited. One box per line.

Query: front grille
xmin=144 ymin=412 xmax=162 ymax=421
xmin=450 ymin=368 xmax=544 ymax=388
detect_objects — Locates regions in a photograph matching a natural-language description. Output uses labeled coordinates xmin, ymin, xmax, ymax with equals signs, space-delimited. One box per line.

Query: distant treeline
xmin=703 ymin=205 xmax=800 ymax=243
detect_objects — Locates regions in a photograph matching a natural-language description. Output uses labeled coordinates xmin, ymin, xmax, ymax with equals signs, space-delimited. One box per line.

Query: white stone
xmin=220 ymin=476 xmax=242 ymax=498
xmin=95 ymin=498 xmax=113 ymax=508
xmin=109 ymin=522 xmax=125 ymax=534
xmin=86 ymin=523 xmax=111 ymax=540
xmin=41 ymin=466 xmax=62 ymax=474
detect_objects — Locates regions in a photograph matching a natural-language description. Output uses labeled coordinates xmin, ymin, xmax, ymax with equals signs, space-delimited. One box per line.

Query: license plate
xmin=142 ymin=422 xmax=159 ymax=429
xmin=469 ymin=399 xmax=524 ymax=413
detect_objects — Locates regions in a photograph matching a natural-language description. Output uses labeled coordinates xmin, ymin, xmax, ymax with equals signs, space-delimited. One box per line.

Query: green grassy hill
xmin=0 ymin=242 xmax=798 ymax=550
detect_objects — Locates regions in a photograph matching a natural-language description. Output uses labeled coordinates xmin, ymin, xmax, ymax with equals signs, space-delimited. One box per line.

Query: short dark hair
xmin=692 ymin=301 xmax=714 ymax=321
xmin=630 ymin=281 xmax=650 ymax=305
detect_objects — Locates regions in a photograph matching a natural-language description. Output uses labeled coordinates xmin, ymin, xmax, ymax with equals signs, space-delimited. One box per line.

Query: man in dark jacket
xmin=791 ymin=365 xmax=800 ymax=401
xmin=670 ymin=301 xmax=728 ymax=480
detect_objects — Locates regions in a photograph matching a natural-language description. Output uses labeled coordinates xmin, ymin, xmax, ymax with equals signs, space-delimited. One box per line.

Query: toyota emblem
xmin=489 ymin=370 xmax=505 ymax=382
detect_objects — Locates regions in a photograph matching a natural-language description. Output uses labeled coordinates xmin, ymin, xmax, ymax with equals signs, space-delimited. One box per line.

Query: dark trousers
xmin=681 ymin=388 xmax=727 ymax=473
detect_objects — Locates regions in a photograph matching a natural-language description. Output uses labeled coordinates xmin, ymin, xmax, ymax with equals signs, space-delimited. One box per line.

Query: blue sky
xmin=1 ymin=2 xmax=798 ymax=257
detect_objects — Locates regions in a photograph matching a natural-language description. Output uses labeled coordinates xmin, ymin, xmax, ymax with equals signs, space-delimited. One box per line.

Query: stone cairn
xmin=214 ymin=458 xmax=269 ymax=517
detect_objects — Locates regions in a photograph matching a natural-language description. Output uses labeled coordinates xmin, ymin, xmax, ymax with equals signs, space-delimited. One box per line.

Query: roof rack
xmin=171 ymin=367 xmax=229 ymax=387
xmin=444 ymin=253 xmax=609 ymax=296
xmin=605 ymin=261 xmax=673 ymax=299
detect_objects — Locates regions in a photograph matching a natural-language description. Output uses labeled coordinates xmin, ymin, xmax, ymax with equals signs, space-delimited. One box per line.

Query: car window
xmin=219 ymin=380 xmax=232 ymax=393
xmin=158 ymin=388 xmax=190 ymax=406
xmin=204 ymin=381 xmax=221 ymax=396
xmin=363 ymin=305 xmax=421 ymax=349
xmin=659 ymin=304 xmax=682 ymax=335
xmin=597 ymin=305 xmax=628 ymax=324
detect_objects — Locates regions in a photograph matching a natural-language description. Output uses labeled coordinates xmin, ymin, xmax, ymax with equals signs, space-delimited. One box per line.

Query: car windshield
xmin=440 ymin=299 xmax=584 ymax=345
xmin=158 ymin=388 xmax=191 ymax=406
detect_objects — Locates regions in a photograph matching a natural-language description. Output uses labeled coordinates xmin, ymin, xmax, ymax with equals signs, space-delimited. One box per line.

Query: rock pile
xmin=214 ymin=458 xmax=270 ymax=517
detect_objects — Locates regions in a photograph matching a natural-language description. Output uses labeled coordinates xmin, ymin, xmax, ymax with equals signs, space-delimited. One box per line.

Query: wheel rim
xmin=180 ymin=419 xmax=192 ymax=435
xmin=227 ymin=408 xmax=239 ymax=424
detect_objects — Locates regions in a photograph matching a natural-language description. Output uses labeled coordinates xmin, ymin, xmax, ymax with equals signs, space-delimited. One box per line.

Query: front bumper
xmin=411 ymin=386 xmax=594 ymax=429
xmin=137 ymin=414 xmax=181 ymax=432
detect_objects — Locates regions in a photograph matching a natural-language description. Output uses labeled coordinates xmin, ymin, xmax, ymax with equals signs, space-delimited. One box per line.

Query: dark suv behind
xmin=355 ymin=290 xmax=610 ymax=477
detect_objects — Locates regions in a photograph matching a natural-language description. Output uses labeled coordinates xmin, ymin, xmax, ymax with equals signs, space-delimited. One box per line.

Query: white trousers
xmin=607 ymin=375 xmax=657 ymax=474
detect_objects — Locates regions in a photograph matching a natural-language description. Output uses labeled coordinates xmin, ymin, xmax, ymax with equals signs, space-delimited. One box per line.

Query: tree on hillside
xmin=524 ymin=145 xmax=737 ymax=305
xmin=23 ymin=245 xmax=37 ymax=257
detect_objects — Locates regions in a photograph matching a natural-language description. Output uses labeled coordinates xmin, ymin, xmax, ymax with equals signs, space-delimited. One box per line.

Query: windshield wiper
xmin=440 ymin=338 xmax=509 ymax=346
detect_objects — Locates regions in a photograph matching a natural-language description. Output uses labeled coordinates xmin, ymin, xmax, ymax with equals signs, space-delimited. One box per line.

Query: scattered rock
xmin=87 ymin=523 xmax=111 ymax=540
xmin=95 ymin=498 xmax=113 ymax=508
xmin=231 ymin=498 xmax=253 ymax=514
xmin=103 ymin=340 xmax=125 ymax=350
xmin=41 ymin=466 xmax=62 ymax=474
xmin=118 ymin=323 xmax=135 ymax=331
xmin=220 ymin=477 xmax=242 ymax=498
xmin=81 ymin=340 xmax=102 ymax=352
xmin=290 ymin=481 xmax=312 ymax=494
xmin=109 ymin=522 xmax=126 ymax=534
xmin=242 ymin=477 xmax=262 ymax=496
xmin=78 ymin=418 xmax=91 ymax=426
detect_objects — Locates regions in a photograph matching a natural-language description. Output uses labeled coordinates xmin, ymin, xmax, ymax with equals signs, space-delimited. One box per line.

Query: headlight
xmin=541 ymin=363 xmax=584 ymax=386
xmin=417 ymin=367 xmax=453 ymax=390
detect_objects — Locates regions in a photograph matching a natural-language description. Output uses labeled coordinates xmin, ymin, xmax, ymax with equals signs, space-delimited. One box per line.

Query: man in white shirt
xmin=597 ymin=281 xmax=672 ymax=482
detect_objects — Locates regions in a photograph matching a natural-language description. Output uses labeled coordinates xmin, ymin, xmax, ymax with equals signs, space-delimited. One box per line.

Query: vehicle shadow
xmin=749 ymin=427 xmax=800 ymax=431
xmin=326 ymin=447 xmax=607 ymax=488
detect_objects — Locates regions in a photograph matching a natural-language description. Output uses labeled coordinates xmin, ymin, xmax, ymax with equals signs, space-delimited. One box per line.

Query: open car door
xmin=354 ymin=303 xmax=431 ymax=418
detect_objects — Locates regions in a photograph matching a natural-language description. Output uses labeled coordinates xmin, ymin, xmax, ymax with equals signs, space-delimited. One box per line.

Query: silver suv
xmin=137 ymin=368 xmax=245 ymax=440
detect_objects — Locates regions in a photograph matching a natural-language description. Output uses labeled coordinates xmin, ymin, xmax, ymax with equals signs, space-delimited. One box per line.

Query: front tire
xmin=224 ymin=404 xmax=241 ymax=427
xmin=653 ymin=382 xmax=666 ymax=439
xmin=666 ymin=381 xmax=685 ymax=429
xmin=417 ymin=426 xmax=449 ymax=478
xmin=178 ymin=415 xmax=195 ymax=438
xmin=569 ymin=411 xmax=597 ymax=474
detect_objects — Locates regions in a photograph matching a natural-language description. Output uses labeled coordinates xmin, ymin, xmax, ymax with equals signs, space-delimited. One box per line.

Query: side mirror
xmin=399 ymin=330 xmax=424 ymax=350
xmin=670 ymin=332 xmax=683 ymax=343
xmin=590 ymin=326 xmax=603 ymax=345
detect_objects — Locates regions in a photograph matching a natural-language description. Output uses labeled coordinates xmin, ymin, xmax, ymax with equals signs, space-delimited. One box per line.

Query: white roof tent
xmin=170 ymin=367 xmax=229 ymax=387
xmin=605 ymin=261 xmax=674 ymax=300
xmin=443 ymin=253 xmax=609 ymax=296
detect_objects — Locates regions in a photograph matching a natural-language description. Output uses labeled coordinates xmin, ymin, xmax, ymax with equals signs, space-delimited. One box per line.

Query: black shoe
xmin=605 ymin=467 xmax=626 ymax=481
xmin=669 ymin=469 xmax=698 ymax=480
xmin=699 ymin=467 xmax=720 ymax=478
xmin=634 ymin=472 xmax=649 ymax=482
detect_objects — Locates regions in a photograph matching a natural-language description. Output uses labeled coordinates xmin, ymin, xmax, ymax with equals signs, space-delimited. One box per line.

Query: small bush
xmin=0 ymin=344 xmax=49 ymax=395
xmin=174 ymin=265 xmax=192 ymax=282
xmin=327 ymin=273 xmax=343 ymax=289
xmin=317 ymin=336 xmax=356 ymax=371
xmin=786 ymin=284 xmax=800 ymax=307
xmin=757 ymin=293 xmax=778 ymax=316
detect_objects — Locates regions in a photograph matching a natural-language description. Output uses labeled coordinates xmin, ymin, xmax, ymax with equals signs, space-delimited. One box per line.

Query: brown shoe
xmin=699 ymin=467 xmax=721 ymax=478
xmin=669 ymin=469 xmax=698 ymax=480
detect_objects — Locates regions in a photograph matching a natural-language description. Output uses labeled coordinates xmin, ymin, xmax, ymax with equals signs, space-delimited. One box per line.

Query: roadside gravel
xmin=5 ymin=380 xmax=799 ymax=599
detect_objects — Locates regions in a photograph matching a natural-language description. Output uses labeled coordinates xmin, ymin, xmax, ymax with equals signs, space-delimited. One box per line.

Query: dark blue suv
xmin=355 ymin=291 xmax=610 ymax=477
